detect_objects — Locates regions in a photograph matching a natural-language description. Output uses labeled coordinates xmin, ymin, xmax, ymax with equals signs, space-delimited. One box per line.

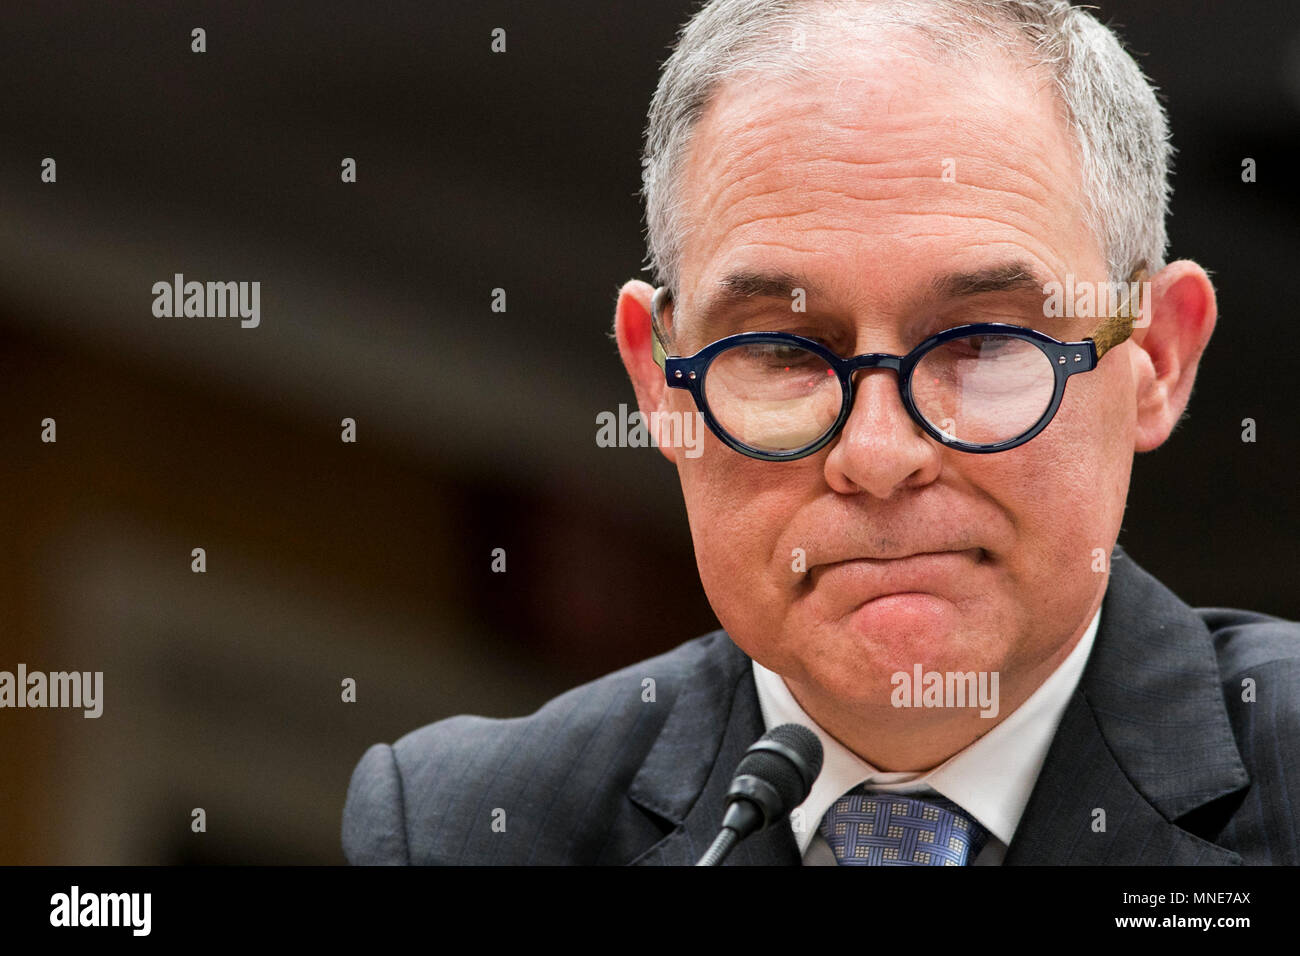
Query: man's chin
xmin=842 ymin=592 xmax=972 ymax=665
xmin=789 ymin=599 xmax=998 ymax=705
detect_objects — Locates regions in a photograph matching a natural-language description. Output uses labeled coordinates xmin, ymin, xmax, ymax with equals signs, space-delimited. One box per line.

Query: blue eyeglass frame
xmin=649 ymin=268 xmax=1147 ymax=461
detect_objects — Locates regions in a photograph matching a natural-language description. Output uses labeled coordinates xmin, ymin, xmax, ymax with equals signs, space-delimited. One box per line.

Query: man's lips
xmin=804 ymin=548 xmax=986 ymax=608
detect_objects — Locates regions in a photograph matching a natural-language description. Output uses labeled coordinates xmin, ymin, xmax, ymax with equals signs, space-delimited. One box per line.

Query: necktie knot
xmin=818 ymin=787 xmax=990 ymax=865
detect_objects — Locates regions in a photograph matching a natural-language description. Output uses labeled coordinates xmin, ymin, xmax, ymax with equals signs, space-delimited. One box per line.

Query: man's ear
xmin=1131 ymin=260 xmax=1217 ymax=452
xmin=613 ymin=279 xmax=678 ymax=463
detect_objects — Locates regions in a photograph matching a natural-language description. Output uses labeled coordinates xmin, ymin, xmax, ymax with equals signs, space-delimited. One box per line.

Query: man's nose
xmin=822 ymin=368 xmax=943 ymax=497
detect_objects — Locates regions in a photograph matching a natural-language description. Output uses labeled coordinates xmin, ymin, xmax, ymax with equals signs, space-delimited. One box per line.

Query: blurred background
xmin=0 ymin=1 xmax=1296 ymax=864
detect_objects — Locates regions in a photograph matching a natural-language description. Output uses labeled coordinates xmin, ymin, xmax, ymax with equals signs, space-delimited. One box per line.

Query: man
xmin=343 ymin=0 xmax=1299 ymax=865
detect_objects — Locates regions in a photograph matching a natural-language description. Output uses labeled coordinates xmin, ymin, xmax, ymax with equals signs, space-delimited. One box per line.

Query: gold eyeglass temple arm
xmin=650 ymin=285 xmax=673 ymax=371
xmin=1090 ymin=267 xmax=1150 ymax=360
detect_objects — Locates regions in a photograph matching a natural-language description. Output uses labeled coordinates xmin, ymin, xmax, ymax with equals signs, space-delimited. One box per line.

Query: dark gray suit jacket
xmin=342 ymin=547 xmax=1300 ymax=864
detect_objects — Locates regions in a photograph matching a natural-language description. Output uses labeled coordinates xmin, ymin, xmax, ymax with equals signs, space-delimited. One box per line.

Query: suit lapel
xmin=626 ymin=633 xmax=799 ymax=866
xmin=1004 ymin=546 xmax=1249 ymax=864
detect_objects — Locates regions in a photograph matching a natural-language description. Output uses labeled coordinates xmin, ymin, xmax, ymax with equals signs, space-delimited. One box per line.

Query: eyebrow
xmin=687 ymin=270 xmax=826 ymax=333
xmin=929 ymin=262 xmax=1048 ymax=300
xmin=687 ymin=262 xmax=1048 ymax=333
xmin=717 ymin=270 xmax=818 ymax=300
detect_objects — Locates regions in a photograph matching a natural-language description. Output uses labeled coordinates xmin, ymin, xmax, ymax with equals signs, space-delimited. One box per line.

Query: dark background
xmin=0 ymin=1 xmax=1295 ymax=864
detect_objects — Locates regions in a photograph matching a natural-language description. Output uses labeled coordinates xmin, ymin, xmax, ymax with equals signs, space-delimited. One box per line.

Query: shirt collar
xmin=752 ymin=605 xmax=1102 ymax=854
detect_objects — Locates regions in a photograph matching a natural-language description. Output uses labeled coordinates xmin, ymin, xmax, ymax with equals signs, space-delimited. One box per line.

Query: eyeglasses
xmin=650 ymin=268 xmax=1148 ymax=461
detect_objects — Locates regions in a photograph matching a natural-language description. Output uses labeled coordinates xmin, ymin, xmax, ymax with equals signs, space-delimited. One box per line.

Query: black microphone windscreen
xmin=735 ymin=723 xmax=824 ymax=809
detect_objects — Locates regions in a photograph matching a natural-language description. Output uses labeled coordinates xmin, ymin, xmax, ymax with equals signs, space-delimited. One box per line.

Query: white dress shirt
xmin=752 ymin=606 xmax=1102 ymax=865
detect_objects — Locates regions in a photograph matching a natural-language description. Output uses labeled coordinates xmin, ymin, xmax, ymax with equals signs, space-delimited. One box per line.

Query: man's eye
xmin=728 ymin=342 xmax=833 ymax=374
xmin=752 ymin=342 xmax=819 ymax=362
xmin=954 ymin=334 xmax=1012 ymax=354
xmin=763 ymin=343 xmax=813 ymax=360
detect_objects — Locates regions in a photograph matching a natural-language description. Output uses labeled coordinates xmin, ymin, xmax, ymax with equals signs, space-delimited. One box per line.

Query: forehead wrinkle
xmin=678 ymin=47 xmax=1086 ymax=242
xmin=698 ymin=190 xmax=1073 ymax=290
xmin=717 ymin=171 xmax=1065 ymax=230
xmin=803 ymin=109 xmax=1075 ymax=209
xmin=691 ymin=131 xmax=1073 ymax=238
xmin=698 ymin=127 xmax=1075 ymax=229
xmin=685 ymin=106 xmax=1082 ymax=261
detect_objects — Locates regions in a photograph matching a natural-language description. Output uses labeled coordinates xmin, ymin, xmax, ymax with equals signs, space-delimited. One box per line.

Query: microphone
xmin=695 ymin=723 xmax=824 ymax=866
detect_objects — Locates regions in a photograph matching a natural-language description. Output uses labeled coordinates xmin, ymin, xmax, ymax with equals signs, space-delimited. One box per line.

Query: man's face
xmin=661 ymin=42 xmax=1139 ymax=734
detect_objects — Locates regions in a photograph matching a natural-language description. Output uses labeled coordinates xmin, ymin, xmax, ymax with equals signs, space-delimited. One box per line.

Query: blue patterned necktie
xmin=818 ymin=787 xmax=990 ymax=865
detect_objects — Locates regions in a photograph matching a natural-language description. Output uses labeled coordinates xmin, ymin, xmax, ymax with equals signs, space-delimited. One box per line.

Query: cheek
xmin=982 ymin=361 xmax=1134 ymax=612
xmin=676 ymin=434 xmax=817 ymax=625
xmin=1048 ymin=358 xmax=1137 ymax=527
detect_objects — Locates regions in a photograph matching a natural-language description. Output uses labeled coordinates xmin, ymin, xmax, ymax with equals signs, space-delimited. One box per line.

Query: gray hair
xmin=641 ymin=0 xmax=1172 ymax=295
